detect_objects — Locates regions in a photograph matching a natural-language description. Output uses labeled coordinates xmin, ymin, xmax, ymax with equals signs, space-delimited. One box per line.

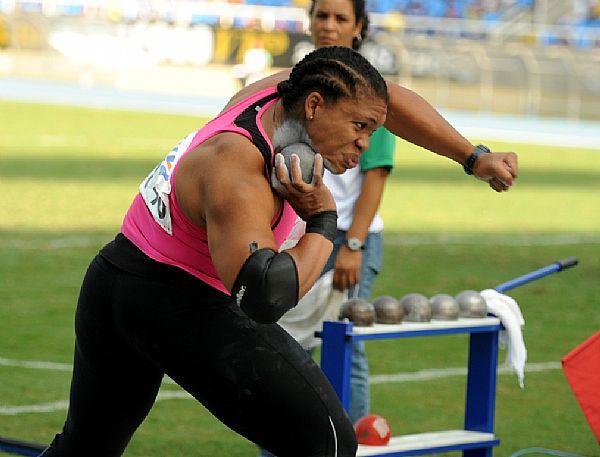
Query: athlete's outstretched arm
xmin=384 ymin=81 xmax=518 ymax=191
xmin=225 ymin=71 xmax=518 ymax=191
xmin=224 ymin=70 xmax=518 ymax=191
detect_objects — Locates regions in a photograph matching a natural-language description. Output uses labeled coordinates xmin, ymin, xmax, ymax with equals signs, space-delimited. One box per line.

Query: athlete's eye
xmin=354 ymin=122 xmax=367 ymax=130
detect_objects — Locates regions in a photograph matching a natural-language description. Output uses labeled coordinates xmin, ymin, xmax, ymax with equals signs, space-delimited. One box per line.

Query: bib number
xmin=139 ymin=132 xmax=196 ymax=235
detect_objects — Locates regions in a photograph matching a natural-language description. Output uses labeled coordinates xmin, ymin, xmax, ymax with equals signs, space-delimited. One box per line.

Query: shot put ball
xmin=455 ymin=290 xmax=487 ymax=318
xmin=373 ymin=295 xmax=404 ymax=324
xmin=272 ymin=142 xmax=320 ymax=190
xmin=339 ymin=298 xmax=375 ymax=327
xmin=430 ymin=294 xmax=459 ymax=320
xmin=399 ymin=293 xmax=432 ymax=322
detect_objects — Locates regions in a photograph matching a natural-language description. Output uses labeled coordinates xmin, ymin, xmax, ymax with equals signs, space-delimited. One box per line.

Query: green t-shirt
xmin=359 ymin=126 xmax=396 ymax=171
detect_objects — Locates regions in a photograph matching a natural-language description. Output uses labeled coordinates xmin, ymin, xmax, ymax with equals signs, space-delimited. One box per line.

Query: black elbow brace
xmin=231 ymin=248 xmax=299 ymax=324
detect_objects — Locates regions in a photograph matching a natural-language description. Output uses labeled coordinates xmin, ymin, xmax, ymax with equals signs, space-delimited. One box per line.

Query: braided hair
xmin=309 ymin=0 xmax=369 ymax=50
xmin=277 ymin=46 xmax=387 ymax=115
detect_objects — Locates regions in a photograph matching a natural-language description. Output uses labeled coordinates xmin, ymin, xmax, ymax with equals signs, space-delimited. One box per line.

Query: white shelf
xmin=357 ymin=430 xmax=497 ymax=456
xmin=351 ymin=317 xmax=501 ymax=335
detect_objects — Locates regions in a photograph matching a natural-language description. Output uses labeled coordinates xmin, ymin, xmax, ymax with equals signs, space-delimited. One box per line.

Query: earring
xmin=309 ymin=114 xmax=314 ymax=120
xmin=355 ymin=34 xmax=362 ymax=44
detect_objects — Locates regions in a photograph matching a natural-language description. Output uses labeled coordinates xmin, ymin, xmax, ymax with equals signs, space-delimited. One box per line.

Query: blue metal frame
xmin=0 ymin=445 xmax=40 ymax=457
xmin=320 ymin=321 xmax=354 ymax=411
xmin=463 ymin=331 xmax=500 ymax=457
xmin=319 ymin=320 xmax=502 ymax=457
xmin=0 ymin=439 xmax=44 ymax=457
xmin=350 ymin=325 xmax=502 ymax=342
xmin=494 ymin=257 xmax=578 ymax=293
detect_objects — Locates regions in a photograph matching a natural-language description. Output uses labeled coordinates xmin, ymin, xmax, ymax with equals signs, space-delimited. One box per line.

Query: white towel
xmin=480 ymin=289 xmax=528 ymax=389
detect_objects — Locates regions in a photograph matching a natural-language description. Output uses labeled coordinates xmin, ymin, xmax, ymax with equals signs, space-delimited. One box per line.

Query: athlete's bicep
xmin=205 ymin=175 xmax=277 ymax=292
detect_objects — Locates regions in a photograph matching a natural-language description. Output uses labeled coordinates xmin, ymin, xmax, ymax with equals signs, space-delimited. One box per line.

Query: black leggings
xmin=42 ymin=251 xmax=356 ymax=456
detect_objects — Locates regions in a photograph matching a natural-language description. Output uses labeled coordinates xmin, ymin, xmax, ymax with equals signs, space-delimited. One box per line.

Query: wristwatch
xmin=344 ymin=237 xmax=365 ymax=251
xmin=463 ymin=144 xmax=491 ymax=175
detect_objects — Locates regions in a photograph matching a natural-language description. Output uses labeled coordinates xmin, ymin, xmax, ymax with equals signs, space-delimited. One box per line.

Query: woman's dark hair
xmin=309 ymin=0 xmax=369 ymax=50
xmin=277 ymin=46 xmax=387 ymax=114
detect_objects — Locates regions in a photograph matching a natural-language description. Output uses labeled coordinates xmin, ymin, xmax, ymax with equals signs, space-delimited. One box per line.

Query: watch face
xmin=347 ymin=237 xmax=363 ymax=251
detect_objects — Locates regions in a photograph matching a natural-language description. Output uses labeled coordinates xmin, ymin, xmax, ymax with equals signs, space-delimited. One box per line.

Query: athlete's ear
xmin=304 ymin=92 xmax=324 ymax=121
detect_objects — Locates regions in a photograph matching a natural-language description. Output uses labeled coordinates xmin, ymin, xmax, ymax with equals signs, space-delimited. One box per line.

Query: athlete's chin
xmin=323 ymin=158 xmax=341 ymax=174
xmin=328 ymin=163 xmax=350 ymax=174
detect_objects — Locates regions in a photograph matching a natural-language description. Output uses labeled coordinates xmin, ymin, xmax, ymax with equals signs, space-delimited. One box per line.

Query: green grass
xmin=1 ymin=100 xmax=599 ymax=456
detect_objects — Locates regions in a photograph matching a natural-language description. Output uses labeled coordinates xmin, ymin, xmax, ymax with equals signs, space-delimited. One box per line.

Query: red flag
xmin=562 ymin=331 xmax=600 ymax=443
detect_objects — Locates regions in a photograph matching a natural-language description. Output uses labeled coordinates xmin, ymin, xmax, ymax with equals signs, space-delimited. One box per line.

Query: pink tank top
xmin=121 ymin=87 xmax=297 ymax=295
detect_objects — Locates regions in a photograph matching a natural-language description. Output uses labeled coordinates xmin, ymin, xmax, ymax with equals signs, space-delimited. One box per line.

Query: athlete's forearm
xmin=385 ymin=81 xmax=474 ymax=165
xmin=345 ymin=168 xmax=388 ymax=243
xmin=286 ymin=233 xmax=334 ymax=298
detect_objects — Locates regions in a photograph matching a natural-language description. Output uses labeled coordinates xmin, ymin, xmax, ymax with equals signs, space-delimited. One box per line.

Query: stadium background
xmin=1 ymin=0 xmax=600 ymax=119
xmin=1 ymin=1 xmax=599 ymax=456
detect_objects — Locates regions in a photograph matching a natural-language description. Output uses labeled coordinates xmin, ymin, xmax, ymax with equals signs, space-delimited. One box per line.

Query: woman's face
xmin=304 ymin=92 xmax=387 ymax=174
xmin=310 ymin=0 xmax=362 ymax=49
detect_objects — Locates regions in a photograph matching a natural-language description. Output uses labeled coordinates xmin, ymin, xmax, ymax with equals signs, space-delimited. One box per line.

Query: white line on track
xmin=0 ymin=392 xmax=193 ymax=415
xmin=370 ymin=361 xmax=561 ymax=384
xmin=0 ymin=401 xmax=70 ymax=415
xmin=0 ymin=358 xmax=562 ymax=415
xmin=0 ymin=357 xmax=177 ymax=385
xmin=0 ymin=357 xmax=72 ymax=371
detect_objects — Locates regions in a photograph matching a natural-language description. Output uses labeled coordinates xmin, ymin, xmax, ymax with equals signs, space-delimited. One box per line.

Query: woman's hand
xmin=332 ymin=246 xmax=362 ymax=291
xmin=473 ymin=152 xmax=519 ymax=192
xmin=272 ymin=153 xmax=336 ymax=220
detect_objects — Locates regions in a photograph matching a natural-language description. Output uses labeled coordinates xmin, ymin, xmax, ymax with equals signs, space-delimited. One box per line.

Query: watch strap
xmin=463 ymin=144 xmax=491 ymax=175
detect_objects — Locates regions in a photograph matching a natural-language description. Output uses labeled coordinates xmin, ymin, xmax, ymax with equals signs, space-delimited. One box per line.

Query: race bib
xmin=139 ymin=132 xmax=196 ymax=235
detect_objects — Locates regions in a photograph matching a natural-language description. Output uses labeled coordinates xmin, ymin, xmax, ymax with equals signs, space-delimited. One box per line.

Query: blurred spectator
xmin=14 ymin=0 xmax=540 ymax=23
xmin=13 ymin=0 xmax=600 ymax=48
xmin=231 ymin=37 xmax=272 ymax=87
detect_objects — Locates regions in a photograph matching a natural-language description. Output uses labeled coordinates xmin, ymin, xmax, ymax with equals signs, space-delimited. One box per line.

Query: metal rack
xmin=319 ymin=317 xmax=502 ymax=457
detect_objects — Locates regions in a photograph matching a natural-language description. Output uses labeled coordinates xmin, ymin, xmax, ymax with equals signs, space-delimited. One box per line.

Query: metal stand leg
xmin=321 ymin=321 xmax=353 ymax=411
xmin=464 ymin=331 xmax=499 ymax=457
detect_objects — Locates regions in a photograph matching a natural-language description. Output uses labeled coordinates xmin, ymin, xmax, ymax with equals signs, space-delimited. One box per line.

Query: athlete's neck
xmin=264 ymin=102 xmax=316 ymax=152
xmin=261 ymin=99 xmax=285 ymax=143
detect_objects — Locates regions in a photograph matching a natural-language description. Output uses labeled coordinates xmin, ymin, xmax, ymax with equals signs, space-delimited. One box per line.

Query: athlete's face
xmin=304 ymin=92 xmax=387 ymax=174
xmin=310 ymin=0 xmax=362 ymax=49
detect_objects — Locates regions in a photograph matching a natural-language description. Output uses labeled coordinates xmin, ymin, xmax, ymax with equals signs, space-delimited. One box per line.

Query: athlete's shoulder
xmin=222 ymin=69 xmax=291 ymax=113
